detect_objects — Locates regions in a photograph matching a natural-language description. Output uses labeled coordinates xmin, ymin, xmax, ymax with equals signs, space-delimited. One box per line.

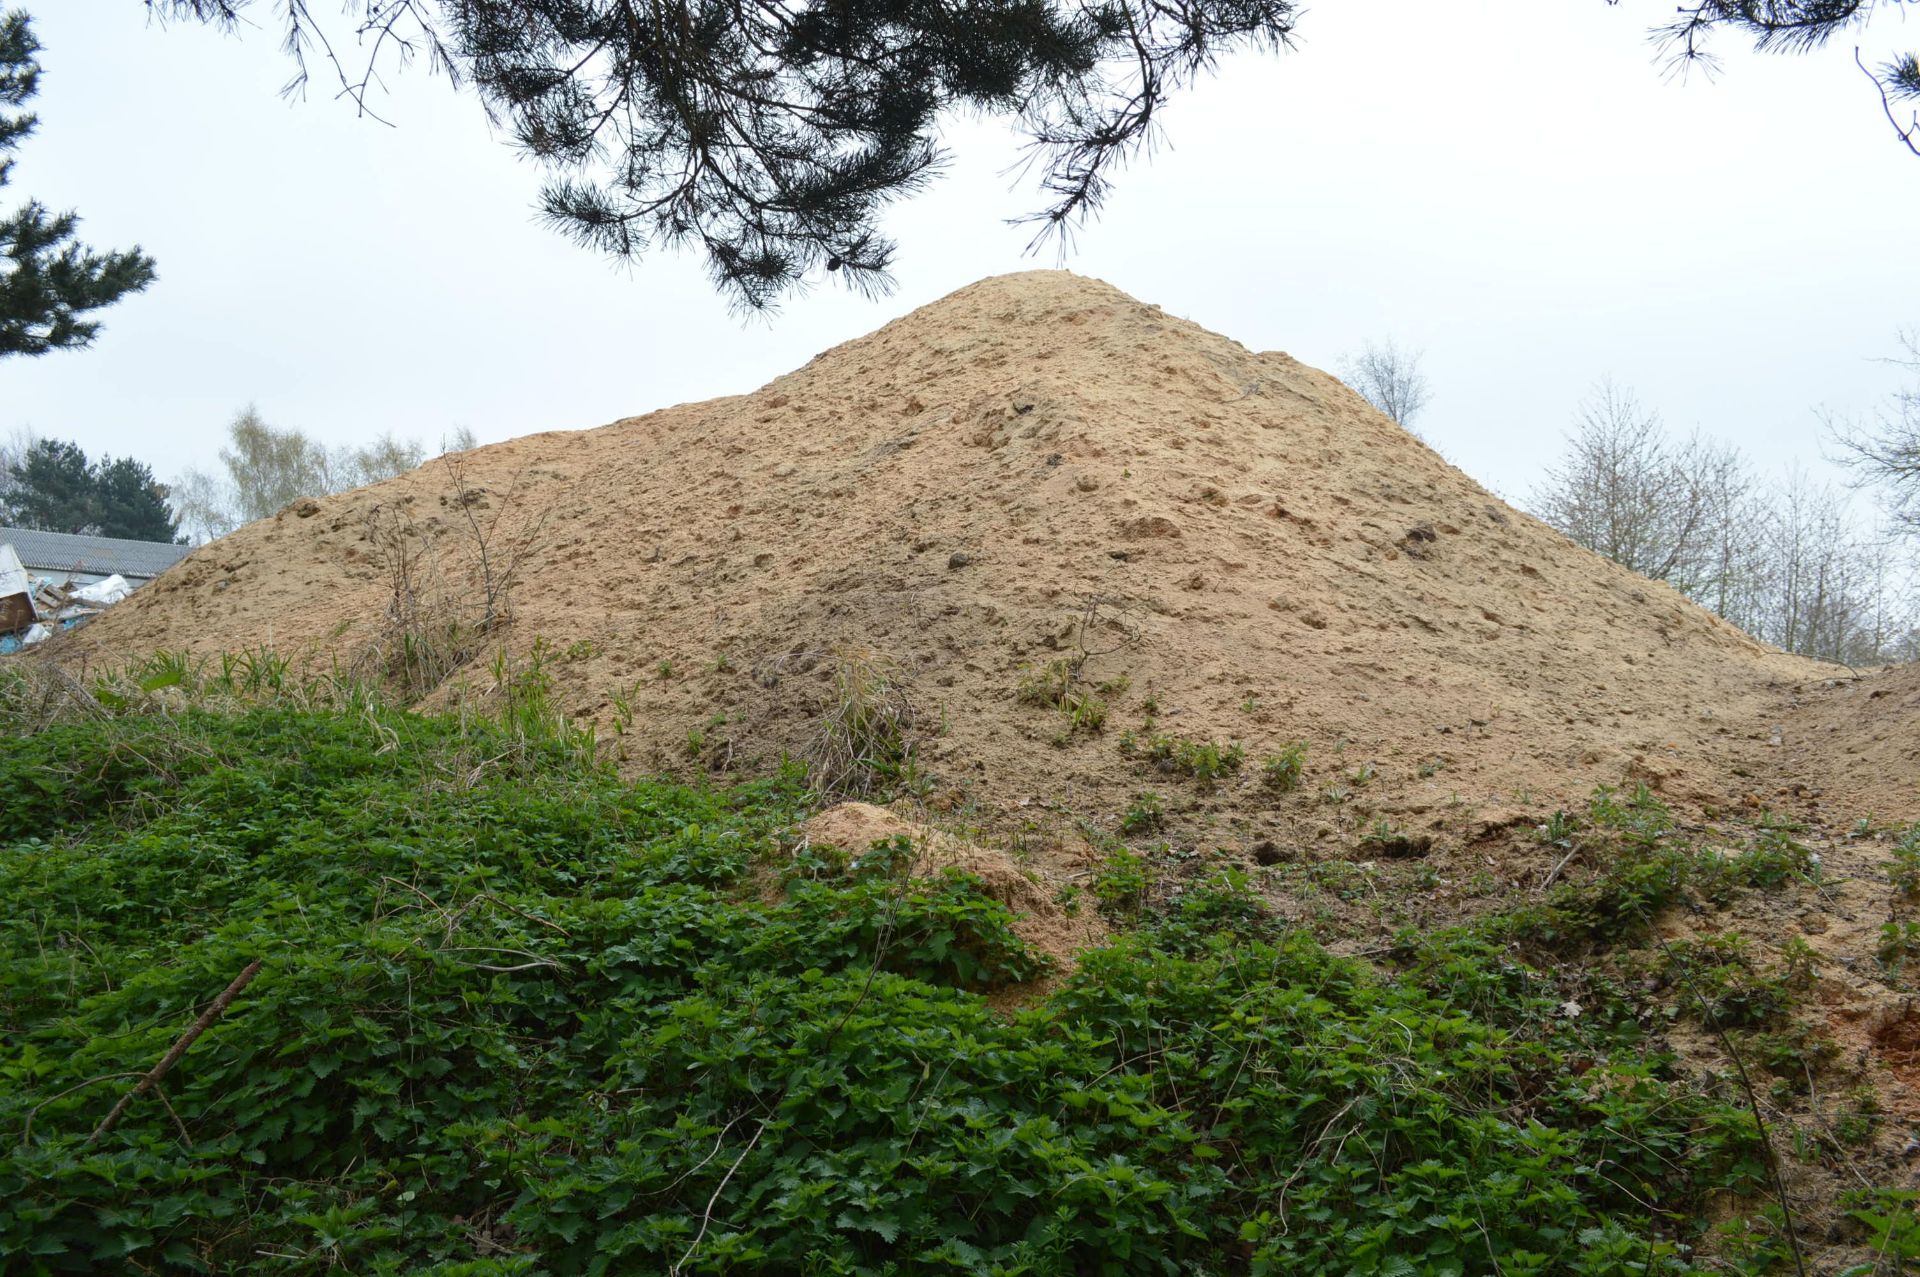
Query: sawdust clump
xmin=800 ymin=802 xmax=1108 ymax=977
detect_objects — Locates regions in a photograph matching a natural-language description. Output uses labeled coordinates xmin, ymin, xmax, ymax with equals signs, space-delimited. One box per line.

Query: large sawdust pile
xmin=68 ymin=271 xmax=1914 ymax=841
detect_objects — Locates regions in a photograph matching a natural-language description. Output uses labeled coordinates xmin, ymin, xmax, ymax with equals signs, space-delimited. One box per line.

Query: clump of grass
xmin=808 ymin=647 xmax=916 ymax=797
xmin=476 ymin=640 xmax=601 ymax=770
xmin=10 ymin=646 xmax=389 ymax=735
xmin=1358 ymin=816 xmax=1404 ymax=851
xmin=1535 ymin=809 xmax=1581 ymax=847
xmin=1835 ymin=1086 xmax=1883 ymax=1147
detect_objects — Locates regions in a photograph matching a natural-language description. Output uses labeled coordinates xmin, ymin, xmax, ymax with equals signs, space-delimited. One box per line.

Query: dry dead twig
xmin=85 ymin=959 xmax=264 ymax=1147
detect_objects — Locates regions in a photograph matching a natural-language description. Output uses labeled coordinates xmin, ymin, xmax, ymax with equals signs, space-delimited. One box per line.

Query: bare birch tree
xmin=1828 ymin=330 xmax=1920 ymax=538
xmin=1533 ymin=385 xmax=1916 ymax=666
xmin=1338 ymin=340 xmax=1433 ymax=432
xmin=1531 ymin=380 xmax=1752 ymax=596
xmin=172 ymin=407 xmax=434 ymax=540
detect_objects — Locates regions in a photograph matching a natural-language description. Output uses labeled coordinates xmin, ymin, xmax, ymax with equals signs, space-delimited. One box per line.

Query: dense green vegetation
xmin=0 ymin=686 xmax=1780 ymax=1274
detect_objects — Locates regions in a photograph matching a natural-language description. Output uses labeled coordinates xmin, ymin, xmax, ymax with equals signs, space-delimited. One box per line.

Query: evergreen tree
xmin=1 ymin=10 xmax=156 ymax=357
xmin=5 ymin=437 xmax=91 ymax=531
xmin=153 ymin=2 xmax=1915 ymax=309
xmin=2 ymin=438 xmax=185 ymax=541
xmin=153 ymin=0 xmax=1302 ymax=311
xmin=91 ymin=455 xmax=182 ymax=542
xmin=1646 ymin=2 xmax=1919 ymax=149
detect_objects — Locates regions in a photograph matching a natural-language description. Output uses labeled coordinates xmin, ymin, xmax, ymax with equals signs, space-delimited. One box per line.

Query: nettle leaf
xmin=834 ymin=1210 xmax=902 ymax=1243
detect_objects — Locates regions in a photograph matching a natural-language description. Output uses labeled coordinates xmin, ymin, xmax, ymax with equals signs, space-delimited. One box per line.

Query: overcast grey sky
xmin=5 ymin=2 xmax=1916 ymax=504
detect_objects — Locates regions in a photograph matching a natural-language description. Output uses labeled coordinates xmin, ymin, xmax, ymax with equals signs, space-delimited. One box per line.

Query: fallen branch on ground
xmin=85 ymin=958 xmax=265 ymax=1146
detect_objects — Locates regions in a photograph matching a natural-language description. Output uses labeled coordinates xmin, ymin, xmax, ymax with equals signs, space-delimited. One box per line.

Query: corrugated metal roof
xmin=0 ymin=527 xmax=193 ymax=581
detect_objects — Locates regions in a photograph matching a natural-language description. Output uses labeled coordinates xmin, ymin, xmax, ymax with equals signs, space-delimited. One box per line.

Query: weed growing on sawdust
xmin=1834 ymin=1086 xmax=1884 ymax=1148
xmin=1358 ymin=815 xmax=1409 ymax=852
xmin=1014 ymin=597 xmax=1137 ymax=743
xmin=1848 ymin=1199 xmax=1920 ymax=1275
xmin=1260 ymin=740 xmax=1308 ymax=793
xmin=1412 ymin=776 xmax=1920 ymax=1271
xmin=1016 ymin=658 xmax=1108 ymax=738
xmin=1658 ymin=934 xmax=1798 ymax=1029
xmin=1877 ymin=920 xmax=1920 ymax=982
xmin=0 ymin=677 xmax=1811 ymax=1276
xmin=1120 ymin=788 xmax=1166 ymax=834
xmin=1737 ymin=824 xmax=1822 ymax=890
xmin=1889 ymin=824 xmax=1920 ymax=898
xmin=1742 ymin=1022 xmax=1840 ymax=1095
xmin=1489 ymin=783 xmax=1830 ymax=957
xmin=360 ymin=454 xmax=547 ymax=701
xmin=1779 ymin=935 xmax=1821 ymax=992
xmin=1090 ymin=844 xmax=1152 ymax=917
xmin=1140 ymin=731 xmax=1244 ymax=782
xmin=1838 ymin=1188 xmax=1920 ymax=1275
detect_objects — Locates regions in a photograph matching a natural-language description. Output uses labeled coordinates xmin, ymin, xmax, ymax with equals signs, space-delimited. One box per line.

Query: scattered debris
xmin=0 ymin=545 xmax=30 ymax=635
xmin=1 ymin=545 xmax=147 ymax=653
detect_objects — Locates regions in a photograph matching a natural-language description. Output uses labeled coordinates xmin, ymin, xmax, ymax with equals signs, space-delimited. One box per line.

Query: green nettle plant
xmin=0 ymin=678 xmax=1784 ymax=1274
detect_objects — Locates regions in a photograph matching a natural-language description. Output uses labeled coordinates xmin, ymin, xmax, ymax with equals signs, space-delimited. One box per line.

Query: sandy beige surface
xmin=65 ymin=271 xmax=1915 ymax=835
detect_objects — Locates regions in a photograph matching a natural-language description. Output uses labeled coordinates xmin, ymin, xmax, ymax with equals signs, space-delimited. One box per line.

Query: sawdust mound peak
xmin=78 ymin=270 xmax=1886 ymax=840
